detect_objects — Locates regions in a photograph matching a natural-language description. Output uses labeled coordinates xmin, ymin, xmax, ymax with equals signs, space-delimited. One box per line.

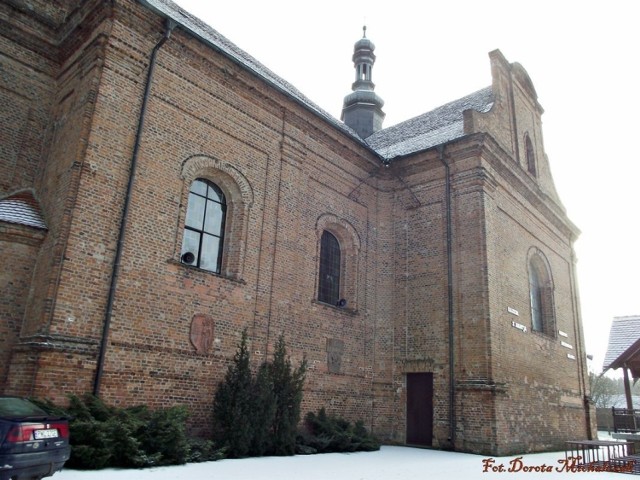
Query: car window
xmin=0 ymin=397 xmax=48 ymax=418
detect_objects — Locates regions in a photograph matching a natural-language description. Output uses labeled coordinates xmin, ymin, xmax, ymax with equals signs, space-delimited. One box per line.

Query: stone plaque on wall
xmin=326 ymin=338 xmax=344 ymax=374
xmin=190 ymin=314 xmax=215 ymax=354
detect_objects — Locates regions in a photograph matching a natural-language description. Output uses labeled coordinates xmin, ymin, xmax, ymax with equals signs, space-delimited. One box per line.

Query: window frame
xmin=527 ymin=249 xmax=556 ymax=337
xmin=529 ymin=264 xmax=543 ymax=332
xmin=525 ymin=133 xmax=537 ymax=176
xmin=181 ymin=178 xmax=227 ymax=274
xmin=318 ymin=230 xmax=342 ymax=306
xmin=177 ymin=155 xmax=254 ymax=281
xmin=314 ymin=215 xmax=361 ymax=312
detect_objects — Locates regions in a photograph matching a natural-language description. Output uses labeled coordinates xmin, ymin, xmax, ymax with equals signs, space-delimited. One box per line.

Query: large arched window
xmin=180 ymin=178 xmax=226 ymax=273
xmin=318 ymin=230 xmax=341 ymax=305
xmin=528 ymin=250 xmax=555 ymax=336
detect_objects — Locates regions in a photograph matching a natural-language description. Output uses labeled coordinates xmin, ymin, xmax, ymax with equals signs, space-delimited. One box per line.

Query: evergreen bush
xmin=298 ymin=408 xmax=380 ymax=453
xmin=33 ymin=394 xmax=209 ymax=469
xmin=269 ymin=335 xmax=307 ymax=455
xmin=211 ymin=330 xmax=307 ymax=458
xmin=250 ymin=362 xmax=276 ymax=456
xmin=212 ymin=329 xmax=255 ymax=457
xmin=185 ymin=438 xmax=227 ymax=463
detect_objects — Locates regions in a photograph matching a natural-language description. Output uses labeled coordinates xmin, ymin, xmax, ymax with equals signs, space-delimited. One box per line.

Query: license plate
xmin=34 ymin=429 xmax=58 ymax=439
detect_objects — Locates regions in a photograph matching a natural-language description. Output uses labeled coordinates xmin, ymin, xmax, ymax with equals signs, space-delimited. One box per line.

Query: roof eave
xmin=605 ymin=337 xmax=640 ymax=374
xmin=136 ymin=0 xmax=383 ymax=161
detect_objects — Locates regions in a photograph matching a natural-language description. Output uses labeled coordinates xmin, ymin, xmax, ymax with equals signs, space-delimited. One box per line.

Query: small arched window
xmin=528 ymin=251 xmax=555 ymax=336
xmin=525 ymin=134 xmax=536 ymax=176
xmin=180 ymin=178 xmax=226 ymax=273
xmin=318 ymin=231 xmax=341 ymax=305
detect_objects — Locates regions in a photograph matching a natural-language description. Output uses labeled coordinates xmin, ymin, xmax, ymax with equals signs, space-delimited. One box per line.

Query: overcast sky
xmin=172 ymin=0 xmax=639 ymax=375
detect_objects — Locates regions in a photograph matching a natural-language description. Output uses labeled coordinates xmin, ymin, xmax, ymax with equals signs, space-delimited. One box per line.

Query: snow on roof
xmin=139 ymin=1 xmax=494 ymax=163
xmin=139 ymin=0 xmax=362 ymax=142
xmin=603 ymin=315 xmax=640 ymax=371
xmin=366 ymin=87 xmax=494 ymax=160
xmin=0 ymin=191 xmax=47 ymax=230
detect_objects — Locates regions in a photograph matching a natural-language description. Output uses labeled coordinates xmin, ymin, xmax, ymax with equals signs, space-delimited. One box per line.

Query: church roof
xmin=140 ymin=0 xmax=362 ymax=141
xmin=603 ymin=315 xmax=640 ymax=375
xmin=366 ymin=87 xmax=494 ymax=160
xmin=139 ymin=0 xmax=494 ymax=161
xmin=0 ymin=191 xmax=47 ymax=230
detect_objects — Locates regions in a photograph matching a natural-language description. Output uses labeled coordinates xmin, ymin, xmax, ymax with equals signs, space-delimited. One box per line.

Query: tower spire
xmin=341 ymin=27 xmax=385 ymax=138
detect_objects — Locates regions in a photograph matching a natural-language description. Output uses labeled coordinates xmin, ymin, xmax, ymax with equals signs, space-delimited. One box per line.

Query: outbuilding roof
xmin=603 ymin=315 xmax=640 ymax=378
xmin=0 ymin=191 xmax=47 ymax=230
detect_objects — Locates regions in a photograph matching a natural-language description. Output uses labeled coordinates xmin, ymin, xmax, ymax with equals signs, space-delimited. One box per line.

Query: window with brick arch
xmin=318 ymin=230 xmax=341 ymax=305
xmin=525 ymin=133 xmax=536 ymax=176
xmin=528 ymin=252 xmax=555 ymax=336
xmin=180 ymin=178 xmax=226 ymax=274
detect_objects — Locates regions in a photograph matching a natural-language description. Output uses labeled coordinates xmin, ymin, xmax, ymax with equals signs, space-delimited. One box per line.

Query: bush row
xmin=33 ymin=395 xmax=224 ymax=469
xmin=34 ymin=333 xmax=378 ymax=469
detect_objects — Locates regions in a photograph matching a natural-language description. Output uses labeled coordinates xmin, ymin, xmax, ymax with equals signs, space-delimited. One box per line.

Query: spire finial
xmin=363 ymin=25 xmax=367 ymax=38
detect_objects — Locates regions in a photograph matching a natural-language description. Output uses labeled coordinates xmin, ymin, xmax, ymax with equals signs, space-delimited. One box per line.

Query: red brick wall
xmin=0 ymin=0 xmax=593 ymax=454
xmin=0 ymin=225 xmax=45 ymax=388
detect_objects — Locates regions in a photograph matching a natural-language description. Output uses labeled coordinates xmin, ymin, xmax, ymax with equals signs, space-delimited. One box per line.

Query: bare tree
xmin=589 ymin=371 xmax=620 ymax=408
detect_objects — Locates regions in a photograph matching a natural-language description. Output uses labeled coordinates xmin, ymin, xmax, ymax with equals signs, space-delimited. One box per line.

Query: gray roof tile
xmin=603 ymin=315 xmax=640 ymax=371
xmin=366 ymin=87 xmax=494 ymax=160
xmin=0 ymin=191 xmax=47 ymax=230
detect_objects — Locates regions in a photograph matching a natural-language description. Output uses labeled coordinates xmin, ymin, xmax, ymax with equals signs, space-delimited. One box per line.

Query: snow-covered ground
xmin=54 ymin=442 xmax=632 ymax=479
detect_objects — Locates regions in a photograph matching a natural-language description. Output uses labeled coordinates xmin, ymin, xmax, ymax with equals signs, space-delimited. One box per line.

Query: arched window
xmin=318 ymin=230 xmax=341 ymax=305
xmin=180 ymin=178 xmax=226 ymax=273
xmin=529 ymin=266 xmax=543 ymax=332
xmin=525 ymin=133 xmax=536 ymax=176
xmin=528 ymin=251 xmax=555 ymax=336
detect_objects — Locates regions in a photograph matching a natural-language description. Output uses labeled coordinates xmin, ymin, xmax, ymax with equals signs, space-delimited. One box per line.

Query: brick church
xmin=0 ymin=0 xmax=595 ymax=454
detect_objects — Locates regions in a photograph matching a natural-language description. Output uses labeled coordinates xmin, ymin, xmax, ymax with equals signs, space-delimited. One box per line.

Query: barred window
xmin=180 ymin=179 xmax=226 ymax=273
xmin=318 ymin=231 xmax=341 ymax=305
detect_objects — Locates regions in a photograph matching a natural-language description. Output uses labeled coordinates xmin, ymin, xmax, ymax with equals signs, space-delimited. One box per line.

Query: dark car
xmin=0 ymin=397 xmax=70 ymax=480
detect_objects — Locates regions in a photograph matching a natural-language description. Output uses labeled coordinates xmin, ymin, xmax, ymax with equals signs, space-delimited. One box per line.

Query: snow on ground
xmin=54 ymin=443 xmax=632 ymax=480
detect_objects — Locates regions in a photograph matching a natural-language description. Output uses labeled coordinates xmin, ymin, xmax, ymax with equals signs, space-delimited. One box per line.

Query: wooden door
xmin=406 ymin=372 xmax=433 ymax=446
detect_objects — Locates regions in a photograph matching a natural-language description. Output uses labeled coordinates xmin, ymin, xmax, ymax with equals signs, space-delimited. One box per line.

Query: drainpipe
xmin=93 ymin=19 xmax=176 ymax=396
xmin=437 ymin=145 xmax=455 ymax=449
xmin=569 ymin=246 xmax=593 ymax=439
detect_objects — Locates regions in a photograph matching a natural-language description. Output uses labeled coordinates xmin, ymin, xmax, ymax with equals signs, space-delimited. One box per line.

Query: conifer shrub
xmin=297 ymin=408 xmax=380 ymax=453
xmin=185 ymin=438 xmax=227 ymax=463
xmin=32 ymin=394 xmax=215 ymax=469
xmin=211 ymin=330 xmax=307 ymax=457
xmin=212 ymin=329 xmax=255 ymax=457
xmin=269 ymin=335 xmax=307 ymax=456
xmin=250 ymin=362 xmax=276 ymax=456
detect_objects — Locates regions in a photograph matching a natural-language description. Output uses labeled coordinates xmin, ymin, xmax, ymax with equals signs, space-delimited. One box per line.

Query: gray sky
xmin=173 ymin=0 xmax=640 ymax=375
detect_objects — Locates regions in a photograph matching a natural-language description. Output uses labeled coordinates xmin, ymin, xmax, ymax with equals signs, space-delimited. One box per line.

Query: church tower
xmin=341 ymin=27 xmax=385 ymax=138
